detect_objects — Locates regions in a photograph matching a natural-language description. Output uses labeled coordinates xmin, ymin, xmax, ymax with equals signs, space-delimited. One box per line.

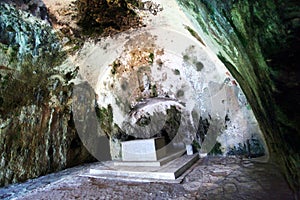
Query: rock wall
xmin=0 ymin=0 xmax=144 ymax=186
xmin=0 ymin=3 xmax=94 ymax=186
xmin=176 ymin=0 xmax=300 ymax=193
xmin=73 ymin=0 xmax=267 ymax=161
xmin=0 ymin=0 xmax=298 ymax=194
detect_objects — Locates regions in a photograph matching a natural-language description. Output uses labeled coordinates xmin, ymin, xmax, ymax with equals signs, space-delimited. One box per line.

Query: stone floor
xmin=0 ymin=156 xmax=295 ymax=199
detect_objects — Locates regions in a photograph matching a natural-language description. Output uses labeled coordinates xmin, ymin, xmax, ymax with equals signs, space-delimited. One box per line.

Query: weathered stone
xmin=0 ymin=0 xmax=299 ymax=196
xmin=78 ymin=11 xmax=266 ymax=161
xmin=224 ymin=183 xmax=237 ymax=193
xmin=177 ymin=0 xmax=300 ymax=193
xmin=182 ymin=181 xmax=202 ymax=192
xmin=0 ymin=2 xmax=94 ymax=186
xmin=0 ymin=156 xmax=294 ymax=199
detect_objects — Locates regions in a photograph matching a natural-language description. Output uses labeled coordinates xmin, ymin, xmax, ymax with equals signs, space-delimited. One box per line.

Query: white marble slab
xmin=114 ymin=149 xmax=185 ymax=167
xmin=121 ymin=137 xmax=166 ymax=161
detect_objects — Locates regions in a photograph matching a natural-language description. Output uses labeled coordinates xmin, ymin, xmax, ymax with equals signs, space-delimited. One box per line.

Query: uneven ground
xmin=0 ymin=156 xmax=294 ymax=199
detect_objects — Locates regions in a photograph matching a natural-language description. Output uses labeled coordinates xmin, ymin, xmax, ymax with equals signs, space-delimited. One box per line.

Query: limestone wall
xmin=0 ymin=3 xmax=94 ymax=186
xmin=176 ymin=0 xmax=300 ymax=193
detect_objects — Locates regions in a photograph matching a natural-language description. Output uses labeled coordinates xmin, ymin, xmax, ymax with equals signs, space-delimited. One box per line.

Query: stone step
xmin=86 ymin=153 xmax=199 ymax=182
xmin=114 ymin=149 xmax=186 ymax=167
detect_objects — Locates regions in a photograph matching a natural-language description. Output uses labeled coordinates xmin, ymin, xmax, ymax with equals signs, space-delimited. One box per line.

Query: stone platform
xmin=84 ymin=153 xmax=199 ymax=183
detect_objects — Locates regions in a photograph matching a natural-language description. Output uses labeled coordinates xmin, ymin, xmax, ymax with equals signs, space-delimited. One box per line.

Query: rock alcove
xmin=0 ymin=0 xmax=299 ymax=197
xmin=74 ymin=26 xmax=267 ymax=161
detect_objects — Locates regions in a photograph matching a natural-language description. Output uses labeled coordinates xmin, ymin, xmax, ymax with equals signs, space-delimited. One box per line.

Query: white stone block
xmin=186 ymin=144 xmax=193 ymax=155
xmin=121 ymin=137 xmax=165 ymax=161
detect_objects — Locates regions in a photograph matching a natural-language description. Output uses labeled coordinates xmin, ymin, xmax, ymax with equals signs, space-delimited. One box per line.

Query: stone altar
xmin=121 ymin=137 xmax=166 ymax=161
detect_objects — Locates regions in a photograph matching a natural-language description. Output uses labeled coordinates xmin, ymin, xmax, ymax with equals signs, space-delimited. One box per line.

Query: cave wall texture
xmin=176 ymin=0 xmax=300 ymax=193
xmin=0 ymin=2 xmax=95 ymax=186
xmin=0 ymin=0 xmax=299 ymax=196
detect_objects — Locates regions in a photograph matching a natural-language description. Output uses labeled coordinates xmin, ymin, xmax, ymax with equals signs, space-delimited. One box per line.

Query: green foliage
xmin=208 ymin=142 xmax=222 ymax=155
xmin=184 ymin=25 xmax=206 ymax=46
xmin=192 ymin=140 xmax=201 ymax=150
xmin=150 ymin=84 xmax=157 ymax=97
xmin=149 ymin=52 xmax=154 ymax=64
xmin=95 ymin=104 xmax=114 ymax=136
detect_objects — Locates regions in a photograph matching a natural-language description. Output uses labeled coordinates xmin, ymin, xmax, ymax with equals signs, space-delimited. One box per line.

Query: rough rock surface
xmin=0 ymin=0 xmax=299 ymax=198
xmin=177 ymin=0 xmax=300 ymax=194
xmin=0 ymin=156 xmax=294 ymax=199
xmin=72 ymin=0 xmax=267 ymax=161
xmin=0 ymin=2 xmax=94 ymax=186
